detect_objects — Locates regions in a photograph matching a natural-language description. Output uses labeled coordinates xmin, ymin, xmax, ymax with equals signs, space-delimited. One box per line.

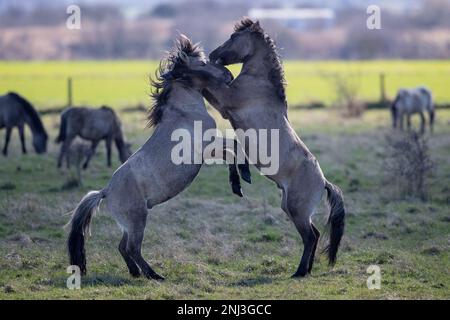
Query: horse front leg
xmin=2 ymin=127 xmax=12 ymax=156
xmin=399 ymin=112 xmax=405 ymax=131
xmin=18 ymin=123 xmax=27 ymax=154
xmin=57 ymin=136 xmax=74 ymax=168
xmin=105 ymin=137 xmax=112 ymax=167
xmin=419 ymin=112 xmax=426 ymax=134
xmin=82 ymin=140 xmax=99 ymax=170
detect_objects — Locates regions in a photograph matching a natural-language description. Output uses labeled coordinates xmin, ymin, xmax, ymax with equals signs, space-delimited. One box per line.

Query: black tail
xmin=324 ymin=180 xmax=346 ymax=265
xmin=55 ymin=112 xmax=68 ymax=143
xmin=67 ymin=190 xmax=105 ymax=275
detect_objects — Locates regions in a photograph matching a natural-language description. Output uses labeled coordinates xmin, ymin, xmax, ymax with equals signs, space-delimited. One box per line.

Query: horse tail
xmin=324 ymin=180 xmax=346 ymax=265
xmin=8 ymin=92 xmax=48 ymax=138
xmin=55 ymin=111 xmax=68 ymax=143
xmin=67 ymin=190 xmax=105 ymax=275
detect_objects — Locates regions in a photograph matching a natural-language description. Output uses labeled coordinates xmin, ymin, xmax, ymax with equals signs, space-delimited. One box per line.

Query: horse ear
xmin=251 ymin=20 xmax=261 ymax=31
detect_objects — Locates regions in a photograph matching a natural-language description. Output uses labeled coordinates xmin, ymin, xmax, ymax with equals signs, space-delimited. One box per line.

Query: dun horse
xmin=206 ymin=18 xmax=346 ymax=277
xmin=56 ymin=106 xmax=132 ymax=169
xmin=391 ymin=86 xmax=434 ymax=134
xmin=0 ymin=92 xmax=48 ymax=156
xmin=67 ymin=35 xmax=251 ymax=280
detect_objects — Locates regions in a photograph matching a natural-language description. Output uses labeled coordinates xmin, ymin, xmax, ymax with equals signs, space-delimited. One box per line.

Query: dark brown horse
xmin=0 ymin=92 xmax=48 ymax=156
xmin=56 ymin=106 xmax=132 ymax=169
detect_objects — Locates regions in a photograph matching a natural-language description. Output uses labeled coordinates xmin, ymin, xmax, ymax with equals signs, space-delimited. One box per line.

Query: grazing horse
xmin=391 ymin=86 xmax=434 ymax=134
xmin=56 ymin=106 xmax=132 ymax=169
xmin=0 ymin=92 xmax=48 ymax=156
xmin=205 ymin=18 xmax=346 ymax=277
xmin=67 ymin=35 xmax=251 ymax=280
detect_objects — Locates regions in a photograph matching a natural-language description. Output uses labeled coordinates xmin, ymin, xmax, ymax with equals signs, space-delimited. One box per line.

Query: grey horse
xmin=56 ymin=106 xmax=132 ymax=169
xmin=206 ymin=18 xmax=346 ymax=277
xmin=0 ymin=92 xmax=48 ymax=156
xmin=67 ymin=35 xmax=251 ymax=280
xmin=391 ymin=86 xmax=434 ymax=134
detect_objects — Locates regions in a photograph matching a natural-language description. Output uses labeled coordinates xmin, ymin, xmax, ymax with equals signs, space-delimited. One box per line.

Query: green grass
xmin=0 ymin=60 xmax=449 ymax=108
xmin=0 ymin=108 xmax=449 ymax=299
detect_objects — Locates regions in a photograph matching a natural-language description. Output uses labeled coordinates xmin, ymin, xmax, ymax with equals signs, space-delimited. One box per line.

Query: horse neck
xmin=167 ymin=84 xmax=205 ymax=113
xmin=22 ymin=108 xmax=43 ymax=137
xmin=241 ymin=40 xmax=273 ymax=79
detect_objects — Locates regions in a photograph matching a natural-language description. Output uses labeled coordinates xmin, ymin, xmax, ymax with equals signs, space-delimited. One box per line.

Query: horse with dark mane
xmin=66 ymin=35 xmax=251 ymax=280
xmin=56 ymin=105 xmax=132 ymax=169
xmin=205 ymin=18 xmax=346 ymax=277
xmin=0 ymin=92 xmax=48 ymax=156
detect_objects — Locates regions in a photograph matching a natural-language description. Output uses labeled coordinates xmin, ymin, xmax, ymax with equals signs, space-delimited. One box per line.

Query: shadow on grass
xmin=48 ymin=273 xmax=145 ymax=289
xmin=229 ymin=277 xmax=274 ymax=287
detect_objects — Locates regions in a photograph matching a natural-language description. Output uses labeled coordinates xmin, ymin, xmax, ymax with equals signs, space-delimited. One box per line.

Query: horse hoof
xmin=291 ymin=271 xmax=307 ymax=278
xmin=232 ymin=187 xmax=244 ymax=197
xmin=130 ymin=271 xmax=141 ymax=278
xmin=147 ymin=273 xmax=165 ymax=281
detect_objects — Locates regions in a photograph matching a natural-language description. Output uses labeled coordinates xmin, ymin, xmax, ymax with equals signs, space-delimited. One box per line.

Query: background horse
xmin=206 ymin=18 xmax=346 ymax=277
xmin=391 ymin=86 xmax=434 ymax=134
xmin=67 ymin=35 xmax=250 ymax=280
xmin=0 ymin=92 xmax=48 ymax=156
xmin=56 ymin=105 xmax=132 ymax=169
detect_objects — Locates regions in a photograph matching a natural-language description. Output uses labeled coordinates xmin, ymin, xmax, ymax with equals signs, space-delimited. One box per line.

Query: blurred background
xmin=1 ymin=0 xmax=449 ymax=60
xmin=0 ymin=0 xmax=449 ymax=109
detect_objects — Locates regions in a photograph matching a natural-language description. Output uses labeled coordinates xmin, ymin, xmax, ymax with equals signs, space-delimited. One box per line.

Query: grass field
xmin=0 ymin=105 xmax=449 ymax=299
xmin=0 ymin=60 xmax=449 ymax=299
xmin=1 ymin=60 xmax=450 ymax=108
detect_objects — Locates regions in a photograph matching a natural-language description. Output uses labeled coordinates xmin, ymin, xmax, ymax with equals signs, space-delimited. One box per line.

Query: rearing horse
xmin=0 ymin=92 xmax=48 ymax=156
xmin=205 ymin=18 xmax=346 ymax=277
xmin=67 ymin=35 xmax=251 ymax=280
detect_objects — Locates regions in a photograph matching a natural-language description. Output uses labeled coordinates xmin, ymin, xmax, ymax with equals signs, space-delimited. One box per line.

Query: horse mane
xmin=234 ymin=18 xmax=287 ymax=106
xmin=8 ymin=92 xmax=48 ymax=137
xmin=147 ymin=35 xmax=204 ymax=128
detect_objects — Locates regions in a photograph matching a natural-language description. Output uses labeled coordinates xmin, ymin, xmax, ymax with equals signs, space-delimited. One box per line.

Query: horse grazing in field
xmin=0 ymin=92 xmax=48 ymax=156
xmin=205 ymin=18 xmax=346 ymax=277
xmin=67 ymin=35 xmax=251 ymax=280
xmin=391 ymin=86 xmax=434 ymax=134
xmin=56 ymin=106 xmax=132 ymax=169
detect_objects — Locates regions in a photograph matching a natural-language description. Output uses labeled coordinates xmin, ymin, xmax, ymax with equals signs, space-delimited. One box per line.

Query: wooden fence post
xmin=67 ymin=77 xmax=73 ymax=107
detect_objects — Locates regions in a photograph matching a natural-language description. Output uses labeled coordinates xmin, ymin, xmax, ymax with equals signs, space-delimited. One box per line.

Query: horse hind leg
xmin=283 ymin=193 xmax=320 ymax=277
xmin=118 ymin=231 xmax=140 ymax=277
xmin=125 ymin=209 xmax=164 ymax=281
xmin=2 ymin=127 xmax=12 ymax=156
xmin=308 ymin=223 xmax=321 ymax=274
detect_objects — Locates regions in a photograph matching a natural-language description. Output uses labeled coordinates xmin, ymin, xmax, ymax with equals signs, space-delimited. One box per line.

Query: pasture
xmin=0 ymin=60 xmax=449 ymax=299
xmin=1 ymin=60 xmax=450 ymax=108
